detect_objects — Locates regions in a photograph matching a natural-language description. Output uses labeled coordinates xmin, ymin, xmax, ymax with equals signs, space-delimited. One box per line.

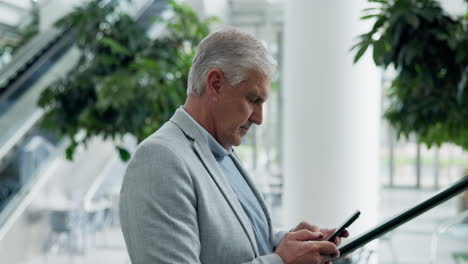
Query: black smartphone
xmin=328 ymin=210 xmax=360 ymax=242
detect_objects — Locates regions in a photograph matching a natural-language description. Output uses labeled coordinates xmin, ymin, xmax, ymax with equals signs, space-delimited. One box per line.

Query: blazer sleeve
xmin=119 ymin=141 xmax=200 ymax=264
xmin=119 ymin=140 xmax=285 ymax=264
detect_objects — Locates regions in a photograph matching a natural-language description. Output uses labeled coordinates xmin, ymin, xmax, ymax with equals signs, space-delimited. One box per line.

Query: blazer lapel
xmin=193 ymin=141 xmax=260 ymax=255
xmin=170 ymin=109 xmax=260 ymax=256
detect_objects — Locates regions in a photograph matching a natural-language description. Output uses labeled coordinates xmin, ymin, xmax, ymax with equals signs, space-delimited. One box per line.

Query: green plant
xmin=353 ymin=0 xmax=468 ymax=150
xmin=38 ymin=0 xmax=219 ymax=161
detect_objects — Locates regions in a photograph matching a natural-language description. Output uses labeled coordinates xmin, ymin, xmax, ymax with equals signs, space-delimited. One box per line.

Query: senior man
xmin=119 ymin=27 xmax=348 ymax=264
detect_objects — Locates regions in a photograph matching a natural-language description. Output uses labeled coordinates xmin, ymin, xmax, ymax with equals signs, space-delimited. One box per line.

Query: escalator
xmin=0 ymin=0 xmax=167 ymax=209
xmin=0 ymin=0 xmax=118 ymax=212
xmin=0 ymin=0 xmax=168 ymax=166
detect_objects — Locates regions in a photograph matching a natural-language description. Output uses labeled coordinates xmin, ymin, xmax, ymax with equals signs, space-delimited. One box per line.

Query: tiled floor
xmin=25 ymin=228 xmax=129 ymax=264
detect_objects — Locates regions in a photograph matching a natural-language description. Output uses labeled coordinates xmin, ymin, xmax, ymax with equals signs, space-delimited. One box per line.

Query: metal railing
xmin=338 ymin=175 xmax=468 ymax=259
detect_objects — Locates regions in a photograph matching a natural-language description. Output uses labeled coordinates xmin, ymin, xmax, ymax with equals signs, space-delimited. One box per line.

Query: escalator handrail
xmin=0 ymin=28 xmax=62 ymax=90
xmin=338 ymin=175 xmax=468 ymax=258
xmin=0 ymin=109 xmax=43 ymax=168
xmin=0 ymin=0 xmax=116 ymax=94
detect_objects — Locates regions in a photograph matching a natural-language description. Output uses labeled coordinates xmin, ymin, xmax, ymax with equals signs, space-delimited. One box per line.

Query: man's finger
xmin=297 ymin=222 xmax=320 ymax=232
xmin=314 ymin=241 xmax=338 ymax=256
xmin=339 ymin=229 xmax=349 ymax=238
xmin=322 ymin=252 xmax=339 ymax=263
xmin=323 ymin=249 xmax=340 ymax=262
xmin=334 ymin=236 xmax=342 ymax=246
xmin=320 ymin=228 xmax=335 ymax=239
xmin=291 ymin=229 xmax=324 ymax=241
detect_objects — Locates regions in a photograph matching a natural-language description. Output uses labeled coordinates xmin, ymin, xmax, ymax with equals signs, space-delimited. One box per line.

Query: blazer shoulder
xmin=126 ymin=121 xmax=195 ymax=175
xmin=145 ymin=120 xmax=192 ymax=150
xmin=122 ymin=123 xmax=194 ymax=189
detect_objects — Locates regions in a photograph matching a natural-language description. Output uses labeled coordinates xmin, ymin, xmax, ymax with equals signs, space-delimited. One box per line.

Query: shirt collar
xmin=179 ymin=106 xmax=233 ymax=161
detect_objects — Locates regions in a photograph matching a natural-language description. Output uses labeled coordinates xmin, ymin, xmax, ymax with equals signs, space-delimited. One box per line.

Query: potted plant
xmin=353 ymin=0 xmax=467 ymax=207
xmin=37 ymin=0 xmax=218 ymax=161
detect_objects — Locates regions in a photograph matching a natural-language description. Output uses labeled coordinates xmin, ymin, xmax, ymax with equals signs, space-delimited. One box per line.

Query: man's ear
xmin=206 ymin=68 xmax=223 ymax=99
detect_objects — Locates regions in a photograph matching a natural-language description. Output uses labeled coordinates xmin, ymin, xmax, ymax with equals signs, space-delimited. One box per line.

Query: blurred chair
xmin=43 ymin=193 xmax=87 ymax=257
xmin=83 ymin=197 xmax=113 ymax=248
xmin=43 ymin=209 xmax=74 ymax=255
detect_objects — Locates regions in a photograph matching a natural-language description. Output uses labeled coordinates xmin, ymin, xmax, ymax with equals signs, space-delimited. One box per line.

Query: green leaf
xmin=368 ymin=0 xmax=387 ymax=3
xmin=373 ymin=36 xmax=386 ymax=65
xmin=100 ymin=37 xmax=130 ymax=55
xmin=116 ymin=146 xmax=131 ymax=161
xmin=351 ymin=34 xmax=370 ymax=50
xmin=457 ymin=66 xmax=468 ymax=103
xmin=405 ymin=14 xmax=420 ymax=29
xmin=363 ymin=7 xmax=379 ymax=12
xmin=361 ymin=14 xmax=378 ymax=20
xmin=65 ymin=141 xmax=78 ymax=160
xmin=353 ymin=40 xmax=371 ymax=64
xmin=370 ymin=16 xmax=386 ymax=34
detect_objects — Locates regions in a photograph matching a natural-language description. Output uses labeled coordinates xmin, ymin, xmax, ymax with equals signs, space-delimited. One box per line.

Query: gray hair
xmin=187 ymin=27 xmax=276 ymax=96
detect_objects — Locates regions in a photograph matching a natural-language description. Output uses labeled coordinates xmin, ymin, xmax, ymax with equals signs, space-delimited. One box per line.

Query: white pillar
xmin=282 ymin=0 xmax=380 ymax=243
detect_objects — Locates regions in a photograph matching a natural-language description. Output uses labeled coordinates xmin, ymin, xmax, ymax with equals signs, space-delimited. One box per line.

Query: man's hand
xmin=275 ymin=230 xmax=339 ymax=264
xmin=292 ymin=221 xmax=350 ymax=246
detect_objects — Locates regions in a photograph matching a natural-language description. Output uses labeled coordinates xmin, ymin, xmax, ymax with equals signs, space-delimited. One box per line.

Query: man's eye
xmin=249 ymin=98 xmax=260 ymax=104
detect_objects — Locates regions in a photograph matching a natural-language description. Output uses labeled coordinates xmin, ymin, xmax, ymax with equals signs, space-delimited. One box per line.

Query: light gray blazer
xmin=119 ymin=109 xmax=285 ymax=264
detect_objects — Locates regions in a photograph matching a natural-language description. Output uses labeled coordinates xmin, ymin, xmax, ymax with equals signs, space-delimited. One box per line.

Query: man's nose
xmin=250 ymin=104 xmax=263 ymax=125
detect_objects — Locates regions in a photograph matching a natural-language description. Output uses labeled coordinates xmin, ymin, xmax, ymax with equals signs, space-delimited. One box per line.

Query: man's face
xmin=211 ymin=71 xmax=269 ymax=149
